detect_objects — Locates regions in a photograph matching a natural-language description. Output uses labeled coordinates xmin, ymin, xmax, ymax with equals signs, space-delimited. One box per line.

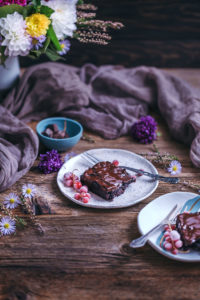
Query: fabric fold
xmin=0 ymin=62 xmax=200 ymax=192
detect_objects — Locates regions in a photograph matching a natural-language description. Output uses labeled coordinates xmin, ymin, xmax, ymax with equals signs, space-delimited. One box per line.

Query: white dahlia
xmin=0 ymin=12 xmax=32 ymax=57
xmin=41 ymin=0 xmax=77 ymax=40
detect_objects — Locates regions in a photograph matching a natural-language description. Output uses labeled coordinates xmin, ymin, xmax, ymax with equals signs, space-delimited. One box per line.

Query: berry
xmin=64 ymin=172 xmax=73 ymax=180
xmin=73 ymin=181 xmax=82 ymax=190
xmin=83 ymin=197 xmax=89 ymax=203
xmin=175 ymin=240 xmax=183 ymax=249
xmin=170 ymin=230 xmax=180 ymax=241
xmin=80 ymin=192 xmax=87 ymax=198
xmin=164 ymin=242 xmax=172 ymax=251
xmin=164 ymin=231 xmax=170 ymax=237
xmin=164 ymin=225 xmax=169 ymax=231
xmin=112 ymin=160 xmax=119 ymax=166
xmin=64 ymin=179 xmax=73 ymax=187
xmin=172 ymin=248 xmax=178 ymax=255
xmin=165 ymin=236 xmax=171 ymax=242
xmin=80 ymin=186 xmax=88 ymax=193
xmin=137 ymin=169 xmax=144 ymax=177
xmin=85 ymin=193 xmax=91 ymax=199
xmin=74 ymin=193 xmax=81 ymax=200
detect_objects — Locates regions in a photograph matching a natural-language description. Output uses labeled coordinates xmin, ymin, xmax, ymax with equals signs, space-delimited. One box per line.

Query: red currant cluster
xmin=63 ymin=172 xmax=91 ymax=203
xmin=163 ymin=225 xmax=183 ymax=255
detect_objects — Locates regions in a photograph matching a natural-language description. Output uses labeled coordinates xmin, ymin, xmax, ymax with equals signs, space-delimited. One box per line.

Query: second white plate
xmin=138 ymin=192 xmax=200 ymax=262
xmin=57 ymin=148 xmax=158 ymax=209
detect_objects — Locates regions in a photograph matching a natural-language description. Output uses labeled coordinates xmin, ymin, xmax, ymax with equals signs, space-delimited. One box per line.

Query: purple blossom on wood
xmin=38 ymin=149 xmax=63 ymax=174
xmin=131 ymin=116 xmax=157 ymax=144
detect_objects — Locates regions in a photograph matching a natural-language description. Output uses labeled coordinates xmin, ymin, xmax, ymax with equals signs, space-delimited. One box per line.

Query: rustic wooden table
xmin=0 ymin=69 xmax=200 ymax=300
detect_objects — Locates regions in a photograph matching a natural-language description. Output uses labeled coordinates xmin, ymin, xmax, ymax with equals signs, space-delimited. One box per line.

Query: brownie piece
xmin=176 ymin=212 xmax=200 ymax=247
xmin=81 ymin=161 xmax=135 ymax=201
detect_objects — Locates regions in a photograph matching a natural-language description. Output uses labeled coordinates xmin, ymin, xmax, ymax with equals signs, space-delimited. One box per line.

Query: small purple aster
xmin=38 ymin=149 xmax=63 ymax=174
xmin=32 ymin=35 xmax=46 ymax=50
xmin=131 ymin=116 xmax=157 ymax=144
xmin=58 ymin=40 xmax=71 ymax=55
xmin=167 ymin=160 xmax=182 ymax=175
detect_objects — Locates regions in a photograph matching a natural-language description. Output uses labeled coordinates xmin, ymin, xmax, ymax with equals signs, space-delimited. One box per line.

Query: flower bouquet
xmin=0 ymin=0 xmax=123 ymax=64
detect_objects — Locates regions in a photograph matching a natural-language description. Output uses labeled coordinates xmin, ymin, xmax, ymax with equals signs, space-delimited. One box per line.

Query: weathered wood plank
xmin=0 ymin=68 xmax=200 ymax=299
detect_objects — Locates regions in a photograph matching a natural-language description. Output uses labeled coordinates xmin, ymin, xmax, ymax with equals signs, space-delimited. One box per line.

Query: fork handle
xmin=129 ymin=223 xmax=163 ymax=248
xmin=123 ymin=166 xmax=179 ymax=184
xmin=151 ymin=174 xmax=179 ymax=184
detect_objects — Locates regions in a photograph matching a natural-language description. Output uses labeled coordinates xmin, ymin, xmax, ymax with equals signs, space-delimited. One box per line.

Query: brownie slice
xmin=176 ymin=212 xmax=200 ymax=247
xmin=81 ymin=161 xmax=135 ymax=201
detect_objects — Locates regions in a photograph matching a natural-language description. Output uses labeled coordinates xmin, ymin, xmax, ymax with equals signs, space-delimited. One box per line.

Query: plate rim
xmin=57 ymin=148 xmax=159 ymax=209
xmin=137 ymin=191 xmax=200 ymax=262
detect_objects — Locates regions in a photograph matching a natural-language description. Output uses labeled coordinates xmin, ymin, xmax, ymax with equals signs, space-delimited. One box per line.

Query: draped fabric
xmin=0 ymin=62 xmax=200 ymax=191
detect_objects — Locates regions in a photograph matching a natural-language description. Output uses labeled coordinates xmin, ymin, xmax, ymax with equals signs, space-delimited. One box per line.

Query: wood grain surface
xmin=20 ymin=0 xmax=200 ymax=68
xmin=0 ymin=69 xmax=200 ymax=299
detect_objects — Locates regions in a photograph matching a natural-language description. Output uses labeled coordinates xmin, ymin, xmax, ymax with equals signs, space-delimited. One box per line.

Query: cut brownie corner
xmin=176 ymin=212 xmax=200 ymax=248
xmin=81 ymin=161 xmax=134 ymax=201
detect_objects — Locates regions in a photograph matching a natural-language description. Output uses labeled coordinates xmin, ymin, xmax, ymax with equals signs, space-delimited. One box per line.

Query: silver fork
xmin=82 ymin=152 xmax=179 ymax=184
xmin=129 ymin=204 xmax=179 ymax=248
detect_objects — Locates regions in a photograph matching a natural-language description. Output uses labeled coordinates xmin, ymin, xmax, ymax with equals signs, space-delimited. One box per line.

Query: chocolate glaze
xmin=176 ymin=212 xmax=200 ymax=246
xmin=81 ymin=161 xmax=135 ymax=200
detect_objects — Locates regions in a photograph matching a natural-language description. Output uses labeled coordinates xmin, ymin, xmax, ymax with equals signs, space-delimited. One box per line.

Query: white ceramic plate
xmin=57 ymin=148 xmax=158 ymax=209
xmin=138 ymin=192 xmax=200 ymax=262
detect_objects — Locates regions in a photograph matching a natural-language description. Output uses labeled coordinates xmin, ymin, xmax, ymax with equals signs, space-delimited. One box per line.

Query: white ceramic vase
xmin=0 ymin=56 xmax=20 ymax=91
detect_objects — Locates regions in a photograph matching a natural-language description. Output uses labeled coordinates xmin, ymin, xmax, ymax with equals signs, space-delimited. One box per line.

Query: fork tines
xmin=82 ymin=152 xmax=100 ymax=165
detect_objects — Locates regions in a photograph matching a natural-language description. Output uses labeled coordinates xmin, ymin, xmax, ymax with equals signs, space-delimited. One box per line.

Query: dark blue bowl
xmin=36 ymin=117 xmax=83 ymax=152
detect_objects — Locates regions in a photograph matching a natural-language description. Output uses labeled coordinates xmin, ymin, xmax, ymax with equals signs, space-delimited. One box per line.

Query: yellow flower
xmin=26 ymin=13 xmax=50 ymax=37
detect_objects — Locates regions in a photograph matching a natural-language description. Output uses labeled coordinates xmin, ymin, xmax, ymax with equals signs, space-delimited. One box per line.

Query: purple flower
xmin=58 ymin=39 xmax=71 ymax=55
xmin=0 ymin=0 xmax=27 ymax=6
xmin=131 ymin=116 xmax=157 ymax=144
xmin=38 ymin=149 xmax=63 ymax=174
xmin=167 ymin=160 xmax=182 ymax=175
xmin=32 ymin=35 xmax=46 ymax=50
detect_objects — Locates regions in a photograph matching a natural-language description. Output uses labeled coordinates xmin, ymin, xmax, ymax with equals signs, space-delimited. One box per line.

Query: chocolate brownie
xmin=81 ymin=161 xmax=135 ymax=201
xmin=176 ymin=212 xmax=200 ymax=248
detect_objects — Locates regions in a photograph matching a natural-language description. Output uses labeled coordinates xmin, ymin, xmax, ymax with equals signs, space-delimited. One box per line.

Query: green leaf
xmin=73 ymin=32 xmax=80 ymax=39
xmin=31 ymin=49 xmax=42 ymax=58
xmin=15 ymin=216 xmax=27 ymax=228
xmin=156 ymin=131 xmax=162 ymax=137
xmin=47 ymin=24 xmax=62 ymax=51
xmin=46 ymin=49 xmax=64 ymax=62
xmin=22 ymin=5 xmax=35 ymax=18
xmin=32 ymin=0 xmax=41 ymax=6
xmin=40 ymin=5 xmax=54 ymax=17
xmin=0 ymin=46 xmax=7 ymax=65
xmin=0 ymin=4 xmax=24 ymax=18
xmin=77 ymin=0 xmax=84 ymax=4
xmin=42 ymin=36 xmax=51 ymax=53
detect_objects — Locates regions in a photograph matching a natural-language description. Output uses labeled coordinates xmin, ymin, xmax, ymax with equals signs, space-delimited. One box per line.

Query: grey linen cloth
xmin=0 ymin=62 xmax=200 ymax=192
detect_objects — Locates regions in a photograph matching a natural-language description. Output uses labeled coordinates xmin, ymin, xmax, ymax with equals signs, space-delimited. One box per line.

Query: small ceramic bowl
xmin=36 ymin=117 xmax=83 ymax=152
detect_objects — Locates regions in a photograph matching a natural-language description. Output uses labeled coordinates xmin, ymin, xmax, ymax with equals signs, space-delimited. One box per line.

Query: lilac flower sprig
xmin=131 ymin=116 xmax=157 ymax=144
xmin=38 ymin=149 xmax=63 ymax=174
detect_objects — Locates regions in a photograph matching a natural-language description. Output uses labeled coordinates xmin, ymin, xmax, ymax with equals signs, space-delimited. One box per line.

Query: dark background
xmin=20 ymin=0 xmax=200 ymax=68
